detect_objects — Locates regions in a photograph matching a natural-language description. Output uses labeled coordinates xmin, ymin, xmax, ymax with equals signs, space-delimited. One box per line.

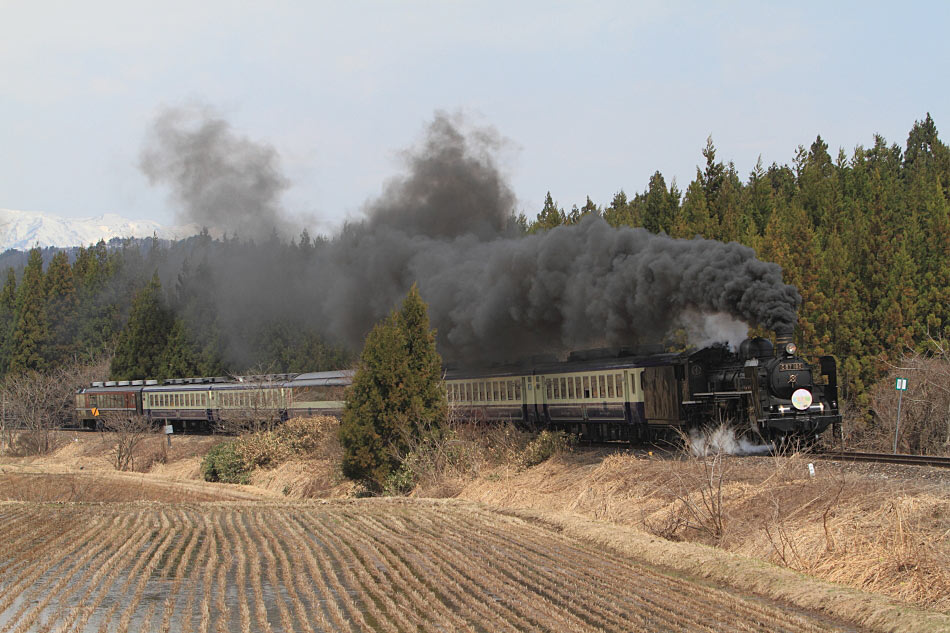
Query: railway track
xmin=816 ymin=451 xmax=950 ymax=468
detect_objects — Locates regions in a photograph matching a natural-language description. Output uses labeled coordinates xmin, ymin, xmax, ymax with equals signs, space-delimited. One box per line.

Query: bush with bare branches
xmin=867 ymin=338 xmax=950 ymax=455
xmin=100 ymin=413 xmax=157 ymax=471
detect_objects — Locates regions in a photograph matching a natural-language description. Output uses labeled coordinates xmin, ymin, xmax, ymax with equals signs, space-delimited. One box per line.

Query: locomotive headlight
xmin=785 ymin=342 xmax=797 ymax=356
xmin=791 ymin=388 xmax=813 ymax=411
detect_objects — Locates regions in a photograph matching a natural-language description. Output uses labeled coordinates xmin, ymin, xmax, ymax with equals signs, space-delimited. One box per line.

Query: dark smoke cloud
xmin=314 ymin=214 xmax=800 ymax=361
xmin=140 ymin=106 xmax=293 ymax=240
xmin=141 ymin=109 xmax=800 ymax=366
xmin=365 ymin=112 xmax=516 ymax=240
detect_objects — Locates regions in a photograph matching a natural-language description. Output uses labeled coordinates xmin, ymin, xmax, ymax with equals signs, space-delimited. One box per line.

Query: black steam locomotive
xmin=445 ymin=326 xmax=840 ymax=444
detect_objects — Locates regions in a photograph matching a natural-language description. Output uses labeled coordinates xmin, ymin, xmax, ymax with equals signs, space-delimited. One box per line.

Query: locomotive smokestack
xmin=774 ymin=325 xmax=794 ymax=346
xmin=774 ymin=325 xmax=795 ymax=357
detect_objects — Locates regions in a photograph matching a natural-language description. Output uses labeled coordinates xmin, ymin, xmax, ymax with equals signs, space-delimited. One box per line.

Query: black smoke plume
xmin=140 ymin=106 xmax=293 ymax=241
xmin=141 ymin=109 xmax=800 ymax=367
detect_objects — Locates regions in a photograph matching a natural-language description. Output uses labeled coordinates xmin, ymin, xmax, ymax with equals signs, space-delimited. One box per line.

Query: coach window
xmin=552 ymin=379 xmax=560 ymax=400
xmin=583 ymin=376 xmax=591 ymax=399
xmin=590 ymin=376 xmax=598 ymax=399
xmin=607 ymin=375 xmax=615 ymax=399
xmin=598 ymin=375 xmax=606 ymax=399
xmin=544 ymin=379 xmax=551 ymax=399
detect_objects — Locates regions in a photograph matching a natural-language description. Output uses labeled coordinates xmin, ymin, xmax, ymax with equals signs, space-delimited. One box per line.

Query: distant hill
xmin=0 ymin=208 xmax=197 ymax=252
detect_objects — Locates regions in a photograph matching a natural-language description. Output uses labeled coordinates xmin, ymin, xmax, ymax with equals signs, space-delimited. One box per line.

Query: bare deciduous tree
xmin=101 ymin=412 xmax=156 ymax=471
xmin=0 ymin=357 xmax=109 ymax=455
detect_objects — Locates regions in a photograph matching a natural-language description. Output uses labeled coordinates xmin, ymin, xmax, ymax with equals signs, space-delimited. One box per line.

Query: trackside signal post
xmin=894 ymin=377 xmax=908 ymax=454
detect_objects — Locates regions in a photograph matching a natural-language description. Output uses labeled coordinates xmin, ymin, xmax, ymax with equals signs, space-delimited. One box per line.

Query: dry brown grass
xmin=456 ymin=450 xmax=950 ymax=614
xmin=0 ymin=500 xmax=873 ymax=632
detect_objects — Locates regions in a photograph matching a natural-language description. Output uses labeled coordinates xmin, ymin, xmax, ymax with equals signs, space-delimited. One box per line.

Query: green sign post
xmin=894 ymin=377 xmax=907 ymax=454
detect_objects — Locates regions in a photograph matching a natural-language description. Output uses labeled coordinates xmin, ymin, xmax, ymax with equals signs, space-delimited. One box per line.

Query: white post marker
xmin=894 ymin=377 xmax=908 ymax=454
xmin=165 ymin=424 xmax=174 ymax=447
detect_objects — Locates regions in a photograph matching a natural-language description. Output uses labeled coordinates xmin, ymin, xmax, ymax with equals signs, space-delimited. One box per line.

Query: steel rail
xmin=817 ymin=451 xmax=950 ymax=468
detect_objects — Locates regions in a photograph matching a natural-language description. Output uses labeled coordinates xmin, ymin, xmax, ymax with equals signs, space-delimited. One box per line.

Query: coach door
xmin=522 ymin=375 xmax=541 ymax=424
xmin=642 ymin=366 xmax=681 ymax=423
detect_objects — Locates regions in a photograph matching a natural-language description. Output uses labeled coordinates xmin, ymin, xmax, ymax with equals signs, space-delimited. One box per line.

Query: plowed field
xmin=0 ymin=500 xmax=863 ymax=633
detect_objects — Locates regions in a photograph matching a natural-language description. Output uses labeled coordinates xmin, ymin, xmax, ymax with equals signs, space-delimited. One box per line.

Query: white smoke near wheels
xmin=689 ymin=425 xmax=773 ymax=456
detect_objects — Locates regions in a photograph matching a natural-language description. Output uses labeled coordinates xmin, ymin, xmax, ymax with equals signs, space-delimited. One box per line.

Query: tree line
xmin=0 ymin=230 xmax=351 ymax=382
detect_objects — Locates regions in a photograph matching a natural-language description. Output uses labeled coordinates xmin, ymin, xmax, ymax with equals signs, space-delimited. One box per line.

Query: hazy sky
xmin=2 ymin=1 xmax=947 ymax=234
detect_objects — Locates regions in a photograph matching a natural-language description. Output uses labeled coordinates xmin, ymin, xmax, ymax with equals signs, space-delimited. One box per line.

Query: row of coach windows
xmin=220 ymin=390 xmax=279 ymax=408
xmin=292 ymin=386 xmax=345 ymax=401
xmin=88 ymin=393 xmax=125 ymax=408
xmin=546 ymin=373 xmax=625 ymax=401
xmin=449 ymin=380 xmax=522 ymax=403
xmin=152 ymin=393 xmax=208 ymax=408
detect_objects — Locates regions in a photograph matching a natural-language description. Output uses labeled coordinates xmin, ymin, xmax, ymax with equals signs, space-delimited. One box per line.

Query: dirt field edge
xmin=495 ymin=506 xmax=950 ymax=633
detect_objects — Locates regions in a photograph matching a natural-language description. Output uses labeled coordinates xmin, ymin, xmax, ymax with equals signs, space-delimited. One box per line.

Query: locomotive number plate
xmin=779 ymin=362 xmax=805 ymax=372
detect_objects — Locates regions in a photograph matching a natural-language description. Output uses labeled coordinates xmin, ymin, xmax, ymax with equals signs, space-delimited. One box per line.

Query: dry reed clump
xmin=456 ymin=450 xmax=950 ymax=613
xmin=397 ymin=421 xmax=534 ymax=497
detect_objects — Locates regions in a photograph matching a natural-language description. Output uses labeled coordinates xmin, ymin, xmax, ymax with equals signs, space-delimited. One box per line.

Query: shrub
xmin=519 ymin=430 xmax=577 ymax=468
xmin=383 ymin=464 xmax=416 ymax=496
xmin=236 ymin=416 xmax=338 ymax=470
xmin=201 ymin=441 xmax=251 ymax=484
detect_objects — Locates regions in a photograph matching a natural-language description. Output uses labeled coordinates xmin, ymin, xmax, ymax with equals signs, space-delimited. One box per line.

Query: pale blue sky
xmin=2 ymin=1 xmax=947 ymax=234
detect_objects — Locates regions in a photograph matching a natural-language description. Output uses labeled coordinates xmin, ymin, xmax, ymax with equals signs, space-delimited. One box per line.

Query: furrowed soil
xmin=1 ymin=431 xmax=949 ymax=632
xmin=0 ymin=500 xmax=870 ymax=633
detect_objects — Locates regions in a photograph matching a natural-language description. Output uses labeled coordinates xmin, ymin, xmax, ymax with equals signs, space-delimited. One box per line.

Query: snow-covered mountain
xmin=0 ymin=208 xmax=197 ymax=251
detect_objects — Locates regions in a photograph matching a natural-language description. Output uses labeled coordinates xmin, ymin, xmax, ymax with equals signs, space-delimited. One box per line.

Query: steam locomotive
xmin=75 ymin=327 xmax=839 ymax=443
xmin=444 ymin=326 xmax=841 ymax=443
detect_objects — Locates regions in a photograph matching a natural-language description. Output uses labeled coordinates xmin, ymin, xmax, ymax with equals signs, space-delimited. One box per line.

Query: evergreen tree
xmin=8 ymin=248 xmax=50 ymax=374
xmin=158 ymin=319 xmax=201 ymax=379
xmin=603 ymin=190 xmax=639 ymax=227
xmin=0 ymin=268 xmax=17 ymax=374
xmin=671 ymin=180 xmax=714 ymax=238
xmin=642 ymin=171 xmax=676 ymax=234
xmin=529 ymin=192 xmax=567 ymax=233
xmin=44 ymin=251 xmax=79 ymax=366
xmin=110 ymin=274 xmax=173 ymax=380
xmin=339 ymin=284 xmax=446 ymax=488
